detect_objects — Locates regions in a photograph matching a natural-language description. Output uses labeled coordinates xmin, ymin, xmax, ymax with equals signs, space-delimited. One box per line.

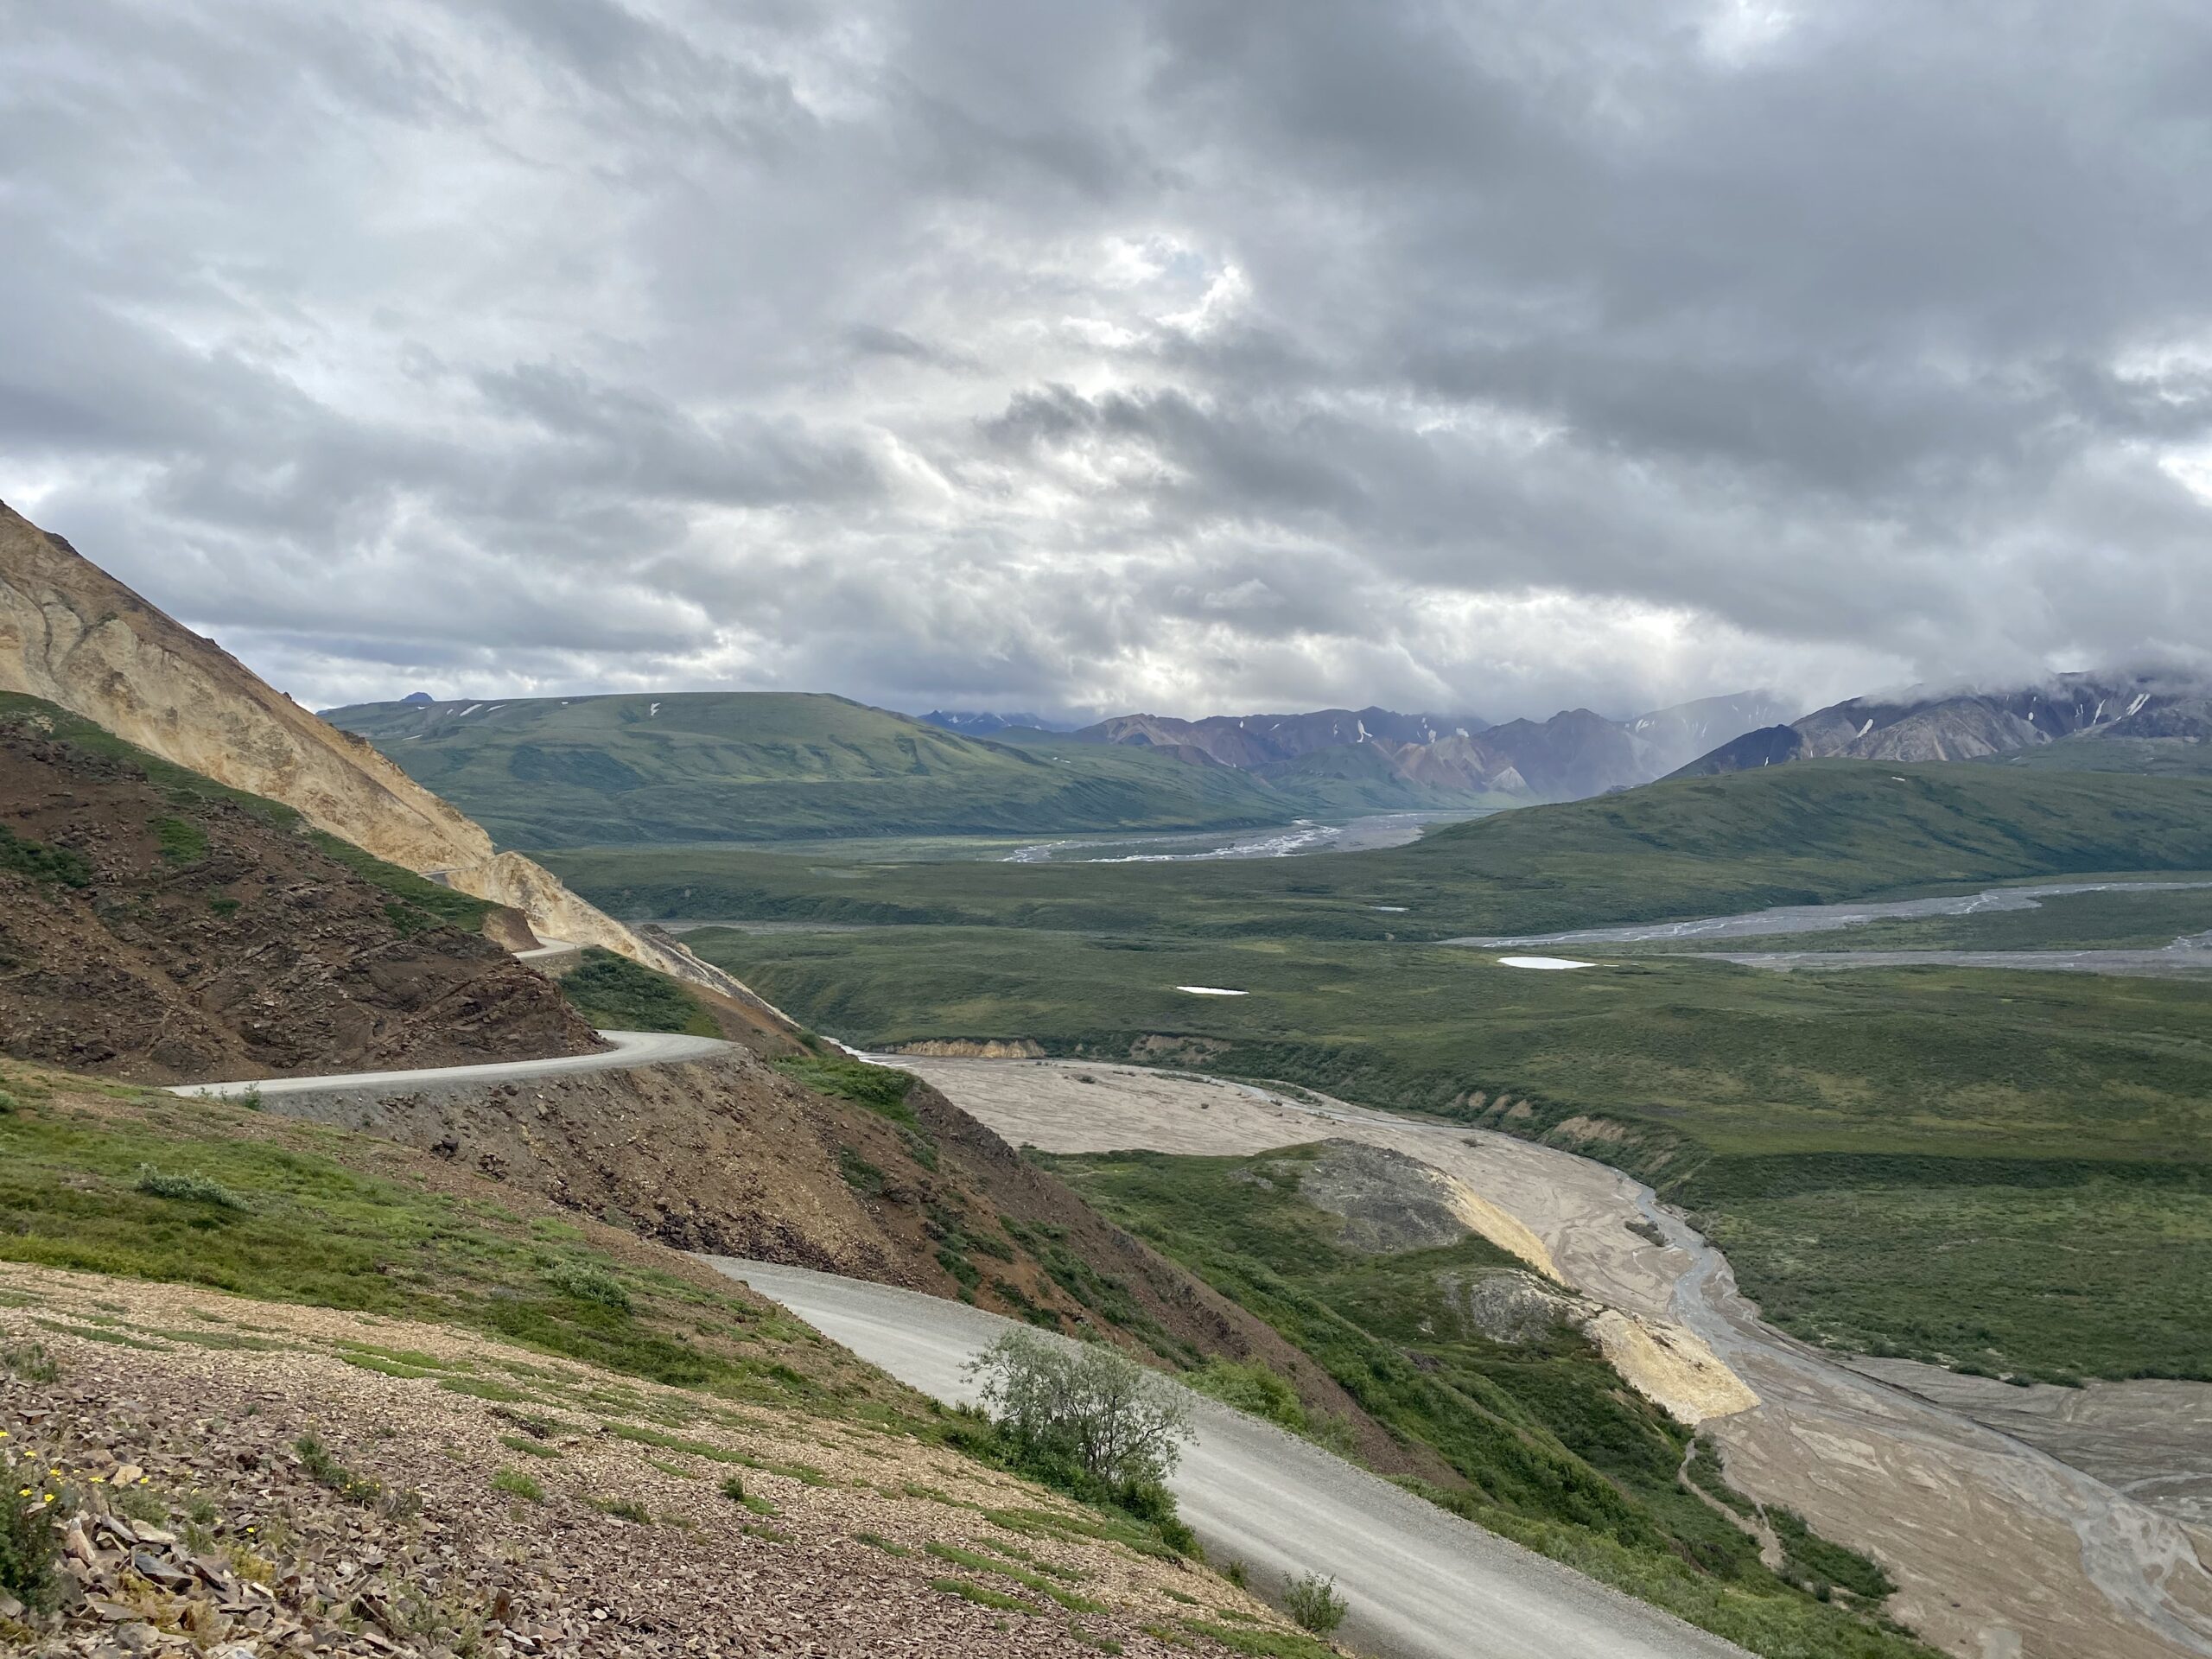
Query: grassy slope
xmin=556 ymin=947 xmax=721 ymax=1036
xmin=1980 ymin=736 xmax=2212 ymax=777
xmin=543 ymin=760 xmax=2212 ymax=939
xmin=0 ymin=1061 xmax=880 ymax=1406
xmin=325 ymin=692 xmax=1492 ymax=848
xmin=0 ymin=1059 xmax=1200 ymax=1561
xmin=1039 ymin=1145 xmax=1936 ymax=1659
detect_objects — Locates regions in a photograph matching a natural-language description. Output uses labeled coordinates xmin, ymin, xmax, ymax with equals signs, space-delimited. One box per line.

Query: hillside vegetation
xmin=327 ymin=692 xmax=1497 ymax=847
xmin=548 ymin=760 xmax=2212 ymax=939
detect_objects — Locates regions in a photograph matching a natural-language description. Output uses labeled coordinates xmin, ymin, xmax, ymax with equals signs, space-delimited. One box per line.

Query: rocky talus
xmin=1 ymin=1268 xmax=1296 ymax=1659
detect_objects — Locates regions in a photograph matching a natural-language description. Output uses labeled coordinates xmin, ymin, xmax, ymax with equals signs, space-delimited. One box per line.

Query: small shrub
xmin=838 ymin=1147 xmax=887 ymax=1198
xmin=966 ymin=1329 xmax=1193 ymax=1488
xmin=594 ymin=1497 xmax=652 ymax=1523
xmin=115 ymin=1484 xmax=168 ymax=1523
xmin=542 ymin=1260 xmax=631 ymax=1311
xmin=0 ymin=1340 xmax=59 ymax=1382
xmin=1188 ymin=1358 xmax=1306 ymax=1433
xmin=719 ymin=1475 xmax=747 ymax=1503
xmin=0 ymin=1456 xmax=60 ymax=1612
xmin=0 ymin=824 xmax=93 ymax=889
xmin=1282 ymin=1573 xmax=1348 ymax=1637
xmin=492 ymin=1468 xmax=544 ymax=1503
xmin=135 ymin=1163 xmax=248 ymax=1210
xmin=1222 ymin=1560 xmax=1249 ymax=1590
xmin=294 ymin=1433 xmax=378 ymax=1503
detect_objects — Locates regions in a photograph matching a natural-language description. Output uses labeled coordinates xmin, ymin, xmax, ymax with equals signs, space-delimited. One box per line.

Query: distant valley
xmin=326 ymin=687 xmax=1799 ymax=850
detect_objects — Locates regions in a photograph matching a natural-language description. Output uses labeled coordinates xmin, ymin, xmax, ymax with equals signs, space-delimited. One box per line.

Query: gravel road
xmin=710 ymin=1256 xmax=1751 ymax=1659
xmin=163 ymin=1027 xmax=732 ymax=1098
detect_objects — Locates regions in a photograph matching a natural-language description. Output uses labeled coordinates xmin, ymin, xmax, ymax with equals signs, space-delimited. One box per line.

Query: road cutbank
xmin=892 ymin=1052 xmax=2212 ymax=1659
xmin=710 ymin=1255 xmax=1753 ymax=1659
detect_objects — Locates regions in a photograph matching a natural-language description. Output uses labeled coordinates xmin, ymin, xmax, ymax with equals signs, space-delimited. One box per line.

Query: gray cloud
xmin=4 ymin=0 xmax=2212 ymax=724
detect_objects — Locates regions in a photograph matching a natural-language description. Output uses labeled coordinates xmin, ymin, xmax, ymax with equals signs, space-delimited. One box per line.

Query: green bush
xmin=837 ymin=1148 xmax=887 ymax=1198
xmin=493 ymin=1468 xmax=545 ymax=1503
xmin=1188 ymin=1357 xmax=1306 ymax=1431
xmin=0 ymin=1454 xmax=59 ymax=1612
xmin=967 ymin=1329 xmax=1193 ymax=1488
xmin=0 ymin=1341 xmax=58 ymax=1382
xmin=1768 ymin=1507 xmax=1897 ymax=1601
xmin=294 ymin=1433 xmax=379 ymax=1503
xmin=542 ymin=1260 xmax=632 ymax=1311
xmin=1282 ymin=1572 xmax=1348 ymax=1637
xmin=134 ymin=1163 xmax=248 ymax=1210
xmin=150 ymin=816 xmax=208 ymax=865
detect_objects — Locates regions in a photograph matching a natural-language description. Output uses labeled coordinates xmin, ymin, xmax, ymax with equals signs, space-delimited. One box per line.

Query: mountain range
xmin=321 ymin=688 xmax=1798 ymax=849
xmin=1675 ymin=672 xmax=2212 ymax=777
xmin=1050 ymin=690 xmax=1797 ymax=803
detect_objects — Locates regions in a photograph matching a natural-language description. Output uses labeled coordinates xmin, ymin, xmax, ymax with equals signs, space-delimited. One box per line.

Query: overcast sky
xmin=5 ymin=0 xmax=2211 ymax=723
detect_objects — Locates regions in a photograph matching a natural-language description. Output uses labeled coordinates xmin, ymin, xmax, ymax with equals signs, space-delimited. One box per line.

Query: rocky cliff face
xmin=0 ymin=501 xmax=776 ymax=1014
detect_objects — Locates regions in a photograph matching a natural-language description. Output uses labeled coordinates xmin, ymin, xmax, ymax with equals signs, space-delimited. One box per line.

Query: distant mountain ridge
xmin=1069 ymin=690 xmax=1794 ymax=803
xmin=918 ymin=709 xmax=1079 ymax=734
xmin=1675 ymin=673 xmax=2212 ymax=778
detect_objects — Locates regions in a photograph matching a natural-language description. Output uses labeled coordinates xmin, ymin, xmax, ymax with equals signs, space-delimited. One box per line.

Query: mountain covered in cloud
xmin=1068 ymin=690 xmax=1793 ymax=803
xmin=1675 ymin=674 xmax=2212 ymax=775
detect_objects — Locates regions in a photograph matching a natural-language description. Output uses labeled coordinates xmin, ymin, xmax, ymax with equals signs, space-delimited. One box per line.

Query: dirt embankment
xmin=0 ymin=728 xmax=601 ymax=1083
xmin=255 ymin=1050 xmax=1440 ymax=1484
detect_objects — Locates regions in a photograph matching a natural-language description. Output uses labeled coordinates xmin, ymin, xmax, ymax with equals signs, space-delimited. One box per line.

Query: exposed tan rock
xmin=1295 ymin=1139 xmax=1565 ymax=1274
xmin=0 ymin=500 xmax=776 ymax=1016
xmin=894 ymin=1039 xmax=1049 ymax=1060
xmin=1586 ymin=1309 xmax=1761 ymax=1427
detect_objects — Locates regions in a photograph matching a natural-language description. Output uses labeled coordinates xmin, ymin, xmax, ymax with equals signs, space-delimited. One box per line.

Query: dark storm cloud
xmin=4 ymin=0 xmax=2211 ymax=721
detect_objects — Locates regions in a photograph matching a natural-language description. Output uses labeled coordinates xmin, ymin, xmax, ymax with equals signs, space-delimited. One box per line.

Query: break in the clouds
xmin=5 ymin=0 xmax=2212 ymax=721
